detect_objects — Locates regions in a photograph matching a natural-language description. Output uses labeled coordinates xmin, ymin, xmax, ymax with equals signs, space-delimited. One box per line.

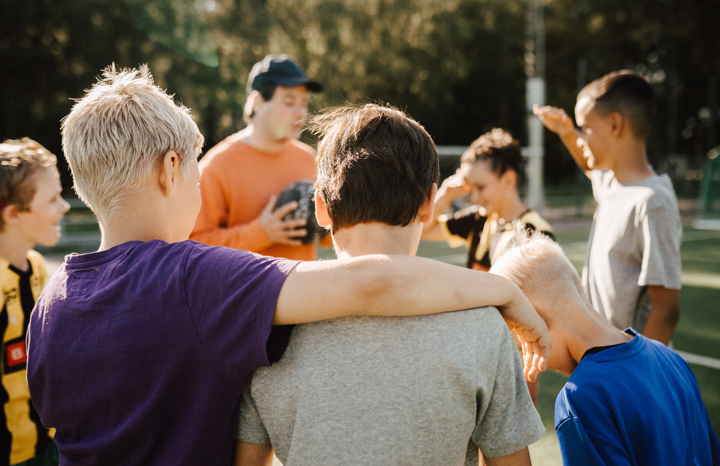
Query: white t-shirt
xmin=583 ymin=170 xmax=682 ymax=331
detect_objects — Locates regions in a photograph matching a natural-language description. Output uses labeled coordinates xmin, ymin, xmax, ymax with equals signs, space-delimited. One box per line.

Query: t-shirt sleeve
xmin=555 ymin=387 xmax=632 ymax=466
xmin=237 ymin=379 xmax=271 ymax=444
xmin=183 ymin=243 xmax=299 ymax=385
xmin=471 ymin=314 xmax=544 ymax=457
xmin=638 ymin=204 xmax=682 ymax=289
xmin=556 ymin=416 xmax=629 ymax=466
xmin=441 ymin=206 xmax=486 ymax=248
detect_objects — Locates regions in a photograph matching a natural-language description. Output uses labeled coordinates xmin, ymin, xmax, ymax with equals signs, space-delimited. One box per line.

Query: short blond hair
xmin=491 ymin=230 xmax=590 ymax=310
xmin=61 ymin=64 xmax=204 ymax=223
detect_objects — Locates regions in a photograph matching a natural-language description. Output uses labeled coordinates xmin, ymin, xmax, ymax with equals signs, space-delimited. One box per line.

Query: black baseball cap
xmin=246 ymin=54 xmax=323 ymax=94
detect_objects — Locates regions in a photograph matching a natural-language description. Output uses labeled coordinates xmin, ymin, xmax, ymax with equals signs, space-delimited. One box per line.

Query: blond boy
xmin=0 ymin=138 xmax=70 ymax=465
xmin=25 ymin=65 xmax=549 ymax=465
xmin=491 ymin=234 xmax=719 ymax=465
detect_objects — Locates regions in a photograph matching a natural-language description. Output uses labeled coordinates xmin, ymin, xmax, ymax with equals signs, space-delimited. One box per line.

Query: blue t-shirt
xmin=555 ymin=329 xmax=720 ymax=465
xmin=27 ymin=240 xmax=297 ymax=466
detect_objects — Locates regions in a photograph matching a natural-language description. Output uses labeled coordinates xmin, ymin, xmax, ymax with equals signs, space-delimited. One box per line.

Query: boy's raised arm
xmin=274 ymin=254 xmax=549 ymax=381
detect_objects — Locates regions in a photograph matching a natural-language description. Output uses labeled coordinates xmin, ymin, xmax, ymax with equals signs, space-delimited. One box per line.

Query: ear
xmin=158 ymin=150 xmax=181 ymax=196
xmin=1 ymin=203 xmax=21 ymax=227
xmin=500 ymin=169 xmax=517 ymax=189
xmin=314 ymin=192 xmax=332 ymax=229
xmin=609 ymin=112 xmax=625 ymax=139
xmin=418 ymin=183 xmax=438 ymax=224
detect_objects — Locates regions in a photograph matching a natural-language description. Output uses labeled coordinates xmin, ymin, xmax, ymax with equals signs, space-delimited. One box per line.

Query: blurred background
xmin=2 ymin=0 xmax=719 ymax=196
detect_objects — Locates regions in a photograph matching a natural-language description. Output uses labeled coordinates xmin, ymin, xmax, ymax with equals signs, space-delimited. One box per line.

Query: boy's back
xmin=28 ymin=240 xmax=295 ymax=465
xmin=236 ymin=104 xmax=544 ymax=465
xmin=557 ymin=330 xmax=719 ymax=465
xmin=240 ymin=308 xmax=543 ymax=465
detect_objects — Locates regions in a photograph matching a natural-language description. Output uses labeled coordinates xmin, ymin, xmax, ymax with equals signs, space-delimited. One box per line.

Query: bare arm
xmin=533 ymin=105 xmax=590 ymax=177
xmin=422 ymin=171 xmax=470 ymax=241
xmin=483 ymin=447 xmax=532 ymax=466
xmin=233 ymin=441 xmax=274 ymax=466
xmin=642 ymin=286 xmax=680 ymax=345
xmin=274 ymin=254 xmax=549 ymax=381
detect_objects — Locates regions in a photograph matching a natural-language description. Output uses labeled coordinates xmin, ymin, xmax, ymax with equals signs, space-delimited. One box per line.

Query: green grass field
xmin=401 ymin=221 xmax=720 ymax=465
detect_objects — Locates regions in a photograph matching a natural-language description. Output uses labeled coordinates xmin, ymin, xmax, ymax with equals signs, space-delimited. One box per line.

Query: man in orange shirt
xmin=191 ymin=54 xmax=324 ymax=260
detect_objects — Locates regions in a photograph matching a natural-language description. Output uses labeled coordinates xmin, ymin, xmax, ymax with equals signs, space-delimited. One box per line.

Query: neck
xmin=237 ymin=126 xmax=290 ymax=153
xmin=564 ymin=301 xmax=633 ymax=369
xmin=609 ymin=140 xmax=655 ymax=183
xmin=99 ymin=193 xmax=189 ymax=251
xmin=0 ymin=230 xmax=31 ymax=270
xmin=496 ymin=192 xmax=527 ymax=222
xmin=331 ymin=222 xmax=421 ymax=259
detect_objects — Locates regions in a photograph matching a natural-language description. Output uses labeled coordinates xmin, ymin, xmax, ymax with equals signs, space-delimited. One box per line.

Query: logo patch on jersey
xmin=4 ymin=337 xmax=27 ymax=373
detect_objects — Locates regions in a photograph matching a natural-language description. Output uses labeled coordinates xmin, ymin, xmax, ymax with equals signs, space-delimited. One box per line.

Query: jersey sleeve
xmin=471 ymin=313 xmax=544 ymax=457
xmin=237 ymin=379 xmax=271 ymax=444
xmin=183 ymin=243 xmax=298 ymax=386
xmin=190 ymin=166 xmax=273 ymax=252
xmin=638 ymin=203 xmax=682 ymax=289
xmin=555 ymin=388 xmax=632 ymax=466
xmin=440 ymin=206 xmax=486 ymax=248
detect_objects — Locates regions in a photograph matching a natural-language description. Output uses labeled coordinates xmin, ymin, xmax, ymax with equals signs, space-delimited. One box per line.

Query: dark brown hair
xmin=461 ymin=128 xmax=523 ymax=177
xmin=0 ymin=138 xmax=58 ymax=230
xmin=577 ymin=70 xmax=655 ymax=140
xmin=312 ymin=104 xmax=439 ymax=232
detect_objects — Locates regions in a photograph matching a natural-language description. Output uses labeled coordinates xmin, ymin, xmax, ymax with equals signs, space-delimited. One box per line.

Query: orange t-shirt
xmin=191 ymin=136 xmax=318 ymax=260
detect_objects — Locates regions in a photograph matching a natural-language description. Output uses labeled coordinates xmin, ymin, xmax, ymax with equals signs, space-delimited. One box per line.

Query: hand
xmin=438 ymin=171 xmax=470 ymax=200
xmin=498 ymin=294 xmax=550 ymax=383
xmin=259 ymin=195 xmax=307 ymax=246
xmin=533 ymin=104 xmax=575 ymax=137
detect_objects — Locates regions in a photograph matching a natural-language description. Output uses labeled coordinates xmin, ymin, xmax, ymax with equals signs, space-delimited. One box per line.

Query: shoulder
xmin=184 ymin=241 xmax=297 ymax=282
xmin=199 ymin=135 xmax=243 ymax=171
xmin=521 ymin=210 xmax=554 ymax=235
xmin=288 ymin=139 xmax=316 ymax=155
xmin=643 ymin=174 xmax=680 ymax=212
xmin=26 ymin=249 xmax=47 ymax=272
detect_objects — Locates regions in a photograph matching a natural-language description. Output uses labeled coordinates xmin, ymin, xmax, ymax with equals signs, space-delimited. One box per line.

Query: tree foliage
xmin=1 ymin=0 xmax=718 ymax=190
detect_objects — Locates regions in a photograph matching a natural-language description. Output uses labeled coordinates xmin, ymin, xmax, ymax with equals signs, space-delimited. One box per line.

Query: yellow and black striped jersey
xmin=1 ymin=250 xmax=54 ymax=465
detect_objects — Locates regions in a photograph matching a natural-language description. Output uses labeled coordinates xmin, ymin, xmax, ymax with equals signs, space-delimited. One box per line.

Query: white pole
xmin=525 ymin=0 xmax=545 ymax=212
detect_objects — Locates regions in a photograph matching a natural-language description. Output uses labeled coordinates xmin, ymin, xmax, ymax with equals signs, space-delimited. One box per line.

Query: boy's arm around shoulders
xmin=274 ymin=254 xmax=549 ymax=381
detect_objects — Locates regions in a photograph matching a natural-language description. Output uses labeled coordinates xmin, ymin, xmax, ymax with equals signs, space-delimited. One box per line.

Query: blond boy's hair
xmin=61 ymin=64 xmax=204 ymax=223
xmin=0 ymin=138 xmax=58 ymax=231
xmin=491 ymin=230 xmax=590 ymax=309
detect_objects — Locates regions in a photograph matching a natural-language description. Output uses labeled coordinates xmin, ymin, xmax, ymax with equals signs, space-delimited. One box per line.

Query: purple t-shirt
xmin=26 ymin=240 xmax=297 ymax=465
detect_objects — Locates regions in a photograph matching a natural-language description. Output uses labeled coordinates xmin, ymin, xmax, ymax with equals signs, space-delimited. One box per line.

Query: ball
xmin=274 ymin=180 xmax=329 ymax=245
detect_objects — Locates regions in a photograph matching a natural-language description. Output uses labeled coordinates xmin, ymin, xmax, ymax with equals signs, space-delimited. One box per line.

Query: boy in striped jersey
xmin=0 ymin=138 xmax=70 ymax=465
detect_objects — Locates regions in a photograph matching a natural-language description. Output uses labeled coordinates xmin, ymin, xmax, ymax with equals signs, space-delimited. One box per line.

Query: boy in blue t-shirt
xmin=25 ymin=64 xmax=549 ymax=466
xmin=491 ymin=234 xmax=719 ymax=465
xmin=0 ymin=138 xmax=70 ymax=465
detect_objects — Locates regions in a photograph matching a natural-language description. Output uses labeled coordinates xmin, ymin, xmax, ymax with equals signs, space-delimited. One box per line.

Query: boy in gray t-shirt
xmin=235 ymin=104 xmax=544 ymax=466
xmin=535 ymin=70 xmax=682 ymax=344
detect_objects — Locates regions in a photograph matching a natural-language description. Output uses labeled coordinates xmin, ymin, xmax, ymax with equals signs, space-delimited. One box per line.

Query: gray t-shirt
xmin=583 ymin=170 xmax=682 ymax=332
xmin=237 ymin=307 xmax=544 ymax=466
